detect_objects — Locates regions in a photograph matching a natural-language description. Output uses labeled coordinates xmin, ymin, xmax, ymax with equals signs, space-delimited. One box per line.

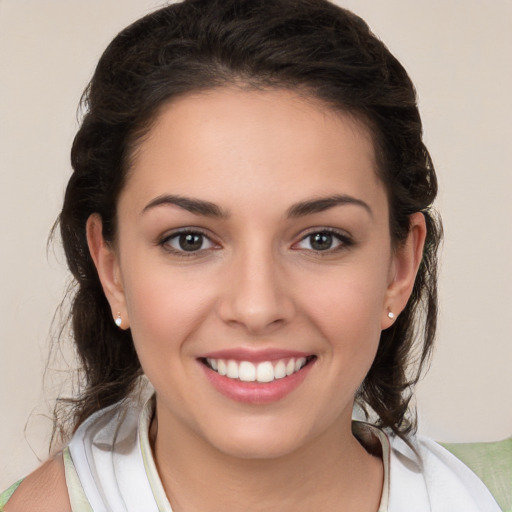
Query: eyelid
xmin=291 ymin=227 xmax=354 ymax=252
xmin=156 ymin=226 xmax=353 ymax=256
xmin=158 ymin=227 xmax=220 ymax=256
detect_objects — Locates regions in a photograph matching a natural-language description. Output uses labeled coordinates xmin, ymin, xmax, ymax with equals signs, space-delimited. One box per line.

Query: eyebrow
xmin=141 ymin=193 xmax=372 ymax=219
xmin=142 ymin=194 xmax=228 ymax=218
xmin=286 ymin=194 xmax=373 ymax=218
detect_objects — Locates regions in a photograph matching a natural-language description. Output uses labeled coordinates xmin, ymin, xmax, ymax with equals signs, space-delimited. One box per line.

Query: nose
xmin=217 ymin=244 xmax=295 ymax=335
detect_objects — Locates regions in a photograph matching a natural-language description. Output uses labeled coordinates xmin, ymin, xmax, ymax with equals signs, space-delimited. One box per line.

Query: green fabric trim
xmin=0 ymin=479 xmax=23 ymax=511
xmin=63 ymin=447 xmax=93 ymax=512
xmin=442 ymin=438 xmax=512 ymax=512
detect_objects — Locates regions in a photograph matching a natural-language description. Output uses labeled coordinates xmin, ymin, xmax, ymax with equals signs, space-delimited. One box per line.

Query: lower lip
xmin=200 ymin=360 xmax=314 ymax=404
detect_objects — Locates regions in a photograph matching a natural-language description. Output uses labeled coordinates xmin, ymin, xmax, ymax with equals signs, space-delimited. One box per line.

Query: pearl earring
xmin=387 ymin=311 xmax=395 ymax=319
xmin=115 ymin=312 xmax=122 ymax=327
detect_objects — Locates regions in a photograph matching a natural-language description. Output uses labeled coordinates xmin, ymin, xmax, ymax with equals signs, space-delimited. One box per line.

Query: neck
xmin=151 ymin=404 xmax=383 ymax=512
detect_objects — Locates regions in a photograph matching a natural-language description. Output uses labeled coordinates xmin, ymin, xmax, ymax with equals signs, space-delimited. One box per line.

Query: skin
xmin=8 ymin=88 xmax=425 ymax=511
xmin=4 ymin=454 xmax=70 ymax=511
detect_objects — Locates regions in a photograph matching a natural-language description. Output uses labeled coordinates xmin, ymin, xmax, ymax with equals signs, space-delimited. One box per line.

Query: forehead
xmin=122 ymin=87 xmax=385 ymax=214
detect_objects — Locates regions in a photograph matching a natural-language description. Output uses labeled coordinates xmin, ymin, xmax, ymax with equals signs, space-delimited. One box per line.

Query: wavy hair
xmin=55 ymin=0 xmax=442 ymax=439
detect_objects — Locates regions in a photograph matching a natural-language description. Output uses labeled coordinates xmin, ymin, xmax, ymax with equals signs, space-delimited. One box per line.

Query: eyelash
xmin=292 ymin=228 xmax=354 ymax=254
xmin=158 ymin=227 xmax=354 ymax=257
xmin=158 ymin=229 xmax=219 ymax=257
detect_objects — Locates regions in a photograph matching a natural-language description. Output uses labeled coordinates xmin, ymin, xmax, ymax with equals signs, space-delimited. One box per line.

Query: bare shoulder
xmin=4 ymin=452 xmax=70 ymax=512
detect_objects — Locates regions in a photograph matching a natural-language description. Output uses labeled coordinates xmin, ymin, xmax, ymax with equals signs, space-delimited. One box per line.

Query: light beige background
xmin=1 ymin=0 xmax=511 ymax=488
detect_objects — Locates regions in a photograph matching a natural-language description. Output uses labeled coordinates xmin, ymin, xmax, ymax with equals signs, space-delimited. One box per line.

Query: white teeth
xmin=206 ymin=357 xmax=309 ymax=382
xmin=256 ymin=361 xmax=274 ymax=383
xmin=227 ymin=360 xmax=239 ymax=379
xmin=239 ymin=361 xmax=256 ymax=382
xmin=295 ymin=357 xmax=306 ymax=372
xmin=274 ymin=360 xmax=286 ymax=379
xmin=217 ymin=359 xmax=227 ymax=376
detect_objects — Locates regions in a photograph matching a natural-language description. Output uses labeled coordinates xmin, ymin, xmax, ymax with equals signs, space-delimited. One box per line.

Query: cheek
xmin=298 ymin=264 xmax=389 ymax=353
xmin=121 ymin=258 xmax=216 ymax=356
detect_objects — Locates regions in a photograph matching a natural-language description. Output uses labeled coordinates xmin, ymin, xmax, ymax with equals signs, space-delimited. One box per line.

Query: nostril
xmin=216 ymin=259 xmax=297 ymax=334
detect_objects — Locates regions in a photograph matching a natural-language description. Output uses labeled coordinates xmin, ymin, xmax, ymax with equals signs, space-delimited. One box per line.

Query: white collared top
xmin=65 ymin=396 xmax=501 ymax=512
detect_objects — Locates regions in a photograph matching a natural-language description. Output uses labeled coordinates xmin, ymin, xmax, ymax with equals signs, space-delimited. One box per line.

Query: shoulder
xmin=442 ymin=437 xmax=512 ymax=512
xmin=388 ymin=433 xmax=505 ymax=511
xmin=1 ymin=452 xmax=70 ymax=512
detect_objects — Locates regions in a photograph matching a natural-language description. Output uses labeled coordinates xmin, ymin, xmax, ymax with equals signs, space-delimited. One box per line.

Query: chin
xmin=194 ymin=411 xmax=324 ymax=461
xmin=213 ymin=430 xmax=305 ymax=460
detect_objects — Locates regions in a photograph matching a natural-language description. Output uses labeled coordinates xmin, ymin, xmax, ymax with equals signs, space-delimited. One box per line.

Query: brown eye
xmin=294 ymin=229 xmax=352 ymax=253
xmin=179 ymin=233 xmax=204 ymax=251
xmin=162 ymin=231 xmax=216 ymax=253
xmin=309 ymin=232 xmax=334 ymax=251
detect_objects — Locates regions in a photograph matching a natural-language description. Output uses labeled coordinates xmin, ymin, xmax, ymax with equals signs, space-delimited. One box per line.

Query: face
xmin=90 ymin=88 xmax=422 ymax=460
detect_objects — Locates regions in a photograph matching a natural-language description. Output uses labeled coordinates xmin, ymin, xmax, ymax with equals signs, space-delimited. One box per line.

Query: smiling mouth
xmin=201 ymin=356 xmax=316 ymax=383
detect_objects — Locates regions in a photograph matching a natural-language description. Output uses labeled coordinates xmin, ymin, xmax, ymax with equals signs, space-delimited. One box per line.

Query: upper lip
xmin=199 ymin=348 xmax=312 ymax=363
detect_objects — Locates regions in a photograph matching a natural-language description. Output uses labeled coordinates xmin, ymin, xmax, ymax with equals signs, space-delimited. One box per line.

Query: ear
xmin=86 ymin=214 xmax=130 ymax=329
xmin=382 ymin=212 xmax=426 ymax=329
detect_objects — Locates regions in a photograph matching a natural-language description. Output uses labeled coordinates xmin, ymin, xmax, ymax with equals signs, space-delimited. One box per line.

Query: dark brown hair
xmin=56 ymin=0 xmax=441 ymax=438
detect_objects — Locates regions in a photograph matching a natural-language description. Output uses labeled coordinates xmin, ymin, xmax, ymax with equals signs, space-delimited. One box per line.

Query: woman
xmin=1 ymin=0 xmax=507 ymax=510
